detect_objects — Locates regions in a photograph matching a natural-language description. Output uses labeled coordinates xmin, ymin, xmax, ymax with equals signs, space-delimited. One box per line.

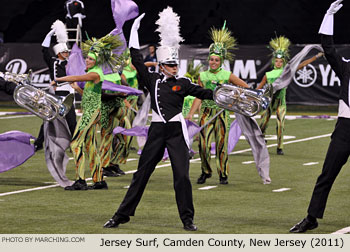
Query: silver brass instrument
xmin=0 ymin=70 xmax=32 ymax=85
xmin=213 ymin=83 xmax=271 ymax=117
xmin=0 ymin=71 xmax=74 ymax=121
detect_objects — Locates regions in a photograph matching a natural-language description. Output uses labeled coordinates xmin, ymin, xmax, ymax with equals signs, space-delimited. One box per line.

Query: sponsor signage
xmin=1 ymin=43 xmax=350 ymax=105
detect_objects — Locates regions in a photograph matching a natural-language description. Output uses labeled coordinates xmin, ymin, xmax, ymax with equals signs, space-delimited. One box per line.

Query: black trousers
xmin=35 ymin=91 xmax=77 ymax=145
xmin=308 ymin=117 xmax=350 ymax=218
xmin=116 ymin=122 xmax=194 ymax=224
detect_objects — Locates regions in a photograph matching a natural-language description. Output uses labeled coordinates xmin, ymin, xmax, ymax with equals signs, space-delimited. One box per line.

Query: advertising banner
xmin=1 ymin=43 xmax=350 ymax=105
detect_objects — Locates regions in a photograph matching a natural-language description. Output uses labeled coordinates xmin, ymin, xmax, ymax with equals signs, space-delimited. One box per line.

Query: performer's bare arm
xmin=256 ymin=75 xmax=267 ymax=89
xmin=229 ymin=73 xmax=249 ymax=88
xmin=144 ymin=62 xmax=157 ymax=68
xmin=297 ymin=52 xmax=324 ymax=70
xmin=55 ymin=72 xmax=100 ymax=84
xmin=70 ymin=82 xmax=83 ymax=95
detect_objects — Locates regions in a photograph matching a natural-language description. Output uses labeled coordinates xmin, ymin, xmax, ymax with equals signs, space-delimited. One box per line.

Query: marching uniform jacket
xmin=321 ymin=35 xmax=350 ymax=118
xmin=42 ymin=47 xmax=73 ymax=93
xmin=130 ymin=48 xmax=213 ymax=123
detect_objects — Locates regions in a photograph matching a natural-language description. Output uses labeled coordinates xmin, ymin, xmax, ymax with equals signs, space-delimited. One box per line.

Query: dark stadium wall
xmin=1 ymin=0 xmax=350 ymax=45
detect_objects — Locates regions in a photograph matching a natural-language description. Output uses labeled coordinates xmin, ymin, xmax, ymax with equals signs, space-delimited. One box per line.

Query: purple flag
xmin=113 ymin=125 xmax=149 ymax=137
xmin=186 ymin=120 xmax=201 ymax=140
xmin=66 ymin=43 xmax=86 ymax=89
xmin=0 ymin=131 xmax=35 ymax=173
xmin=103 ymin=80 xmax=143 ymax=95
xmin=105 ymin=0 xmax=139 ymax=74
xmin=110 ymin=0 xmax=139 ymax=53
xmin=227 ymin=119 xmax=242 ymax=153
xmin=111 ymin=0 xmax=139 ymax=30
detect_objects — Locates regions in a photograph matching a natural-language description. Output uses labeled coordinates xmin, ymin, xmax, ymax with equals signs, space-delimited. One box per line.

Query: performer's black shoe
xmin=290 ymin=218 xmax=318 ymax=233
xmin=219 ymin=175 xmax=228 ymax=185
xmin=103 ymin=215 xmax=130 ymax=228
xmin=34 ymin=143 xmax=43 ymax=152
xmin=183 ymin=222 xmax=198 ymax=231
xmin=64 ymin=179 xmax=88 ymax=190
xmin=277 ymin=148 xmax=284 ymax=155
xmin=88 ymin=181 xmax=108 ymax=190
xmin=102 ymin=167 xmax=119 ymax=177
xmin=110 ymin=164 xmax=125 ymax=176
xmin=197 ymin=173 xmax=211 ymax=184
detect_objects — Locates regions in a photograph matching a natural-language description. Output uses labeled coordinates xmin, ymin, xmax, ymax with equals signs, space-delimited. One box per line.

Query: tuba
xmin=213 ymin=83 xmax=271 ymax=117
xmin=0 ymin=71 xmax=74 ymax=121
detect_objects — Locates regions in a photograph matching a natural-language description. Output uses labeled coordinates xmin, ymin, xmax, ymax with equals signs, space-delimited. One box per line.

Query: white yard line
xmin=198 ymin=186 xmax=218 ymax=190
xmin=0 ymin=115 xmax=35 ymax=120
xmin=303 ymin=162 xmax=319 ymax=166
xmin=332 ymin=226 xmax=350 ymax=234
xmin=0 ymin=178 xmax=92 ymax=197
xmin=242 ymin=161 xmax=255 ymax=164
xmin=0 ymin=133 xmax=332 ymax=197
xmin=0 ymin=184 xmax=59 ymax=197
xmin=272 ymin=188 xmax=291 ymax=192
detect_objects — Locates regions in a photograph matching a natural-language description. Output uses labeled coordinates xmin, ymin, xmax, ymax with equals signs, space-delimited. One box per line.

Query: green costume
xmin=183 ymin=60 xmax=203 ymax=117
xmin=99 ymin=72 xmax=128 ymax=168
xmin=199 ymin=69 xmax=230 ymax=179
xmin=107 ymin=71 xmax=132 ymax=166
xmin=67 ymin=32 xmax=124 ymax=189
xmin=259 ymin=68 xmax=286 ymax=150
xmin=70 ymin=65 xmax=103 ymax=183
xmin=259 ymin=36 xmax=290 ymax=152
xmin=123 ymin=62 xmax=139 ymax=122
xmin=196 ymin=23 xmax=237 ymax=184
xmin=182 ymin=95 xmax=195 ymax=117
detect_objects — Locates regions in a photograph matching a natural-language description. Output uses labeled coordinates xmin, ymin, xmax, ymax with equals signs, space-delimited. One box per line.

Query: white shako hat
xmin=53 ymin=43 xmax=69 ymax=55
xmin=157 ymin=46 xmax=179 ymax=65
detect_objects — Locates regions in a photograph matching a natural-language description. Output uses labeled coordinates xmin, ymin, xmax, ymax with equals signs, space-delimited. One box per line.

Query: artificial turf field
xmin=0 ymin=108 xmax=349 ymax=234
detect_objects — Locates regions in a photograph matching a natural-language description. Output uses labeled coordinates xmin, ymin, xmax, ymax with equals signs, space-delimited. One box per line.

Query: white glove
xmin=41 ymin=29 xmax=55 ymax=47
xmin=319 ymin=0 xmax=343 ymax=35
xmin=128 ymin=13 xmax=145 ymax=49
xmin=327 ymin=0 xmax=343 ymax=14
xmin=73 ymin=13 xmax=86 ymax=27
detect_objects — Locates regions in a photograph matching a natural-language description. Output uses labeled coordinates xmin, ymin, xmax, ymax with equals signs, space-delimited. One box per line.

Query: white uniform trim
xmin=338 ymin=99 xmax=350 ymax=118
xmin=349 ymin=79 xmax=350 ymax=110
xmin=53 ymin=60 xmax=74 ymax=93
xmin=153 ymin=79 xmax=166 ymax=123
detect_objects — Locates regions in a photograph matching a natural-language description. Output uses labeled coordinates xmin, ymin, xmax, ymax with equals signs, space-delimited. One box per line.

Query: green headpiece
xmin=208 ymin=21 xmax=237 ymax=62
xmin=81 ymin=33 xmax=124 ymax=71
xmin=268 ymin=35 xmax=291 ymax=66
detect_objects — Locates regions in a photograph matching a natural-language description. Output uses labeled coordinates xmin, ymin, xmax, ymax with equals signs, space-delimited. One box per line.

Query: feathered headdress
xmin=81 ymin=33 xmax=124 ymax=71
xmin=52 ymin=20 xmax=68 ymax=44
xmin=155 ymin=7 xmax=183 ymax=64
xmin=51 ymin=20 xmax=69 ymax=55
xmin=269 ymin=35 xmax=291 ymax=62
xmin=209 ymin=21 xmax=237 ymax=62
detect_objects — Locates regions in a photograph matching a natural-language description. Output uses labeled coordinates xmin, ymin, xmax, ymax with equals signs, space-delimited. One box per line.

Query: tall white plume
xmin=51 ymin=20 xmax=68 ymax=43
xmin=155 ymin=7 xmax=183 ymax=48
